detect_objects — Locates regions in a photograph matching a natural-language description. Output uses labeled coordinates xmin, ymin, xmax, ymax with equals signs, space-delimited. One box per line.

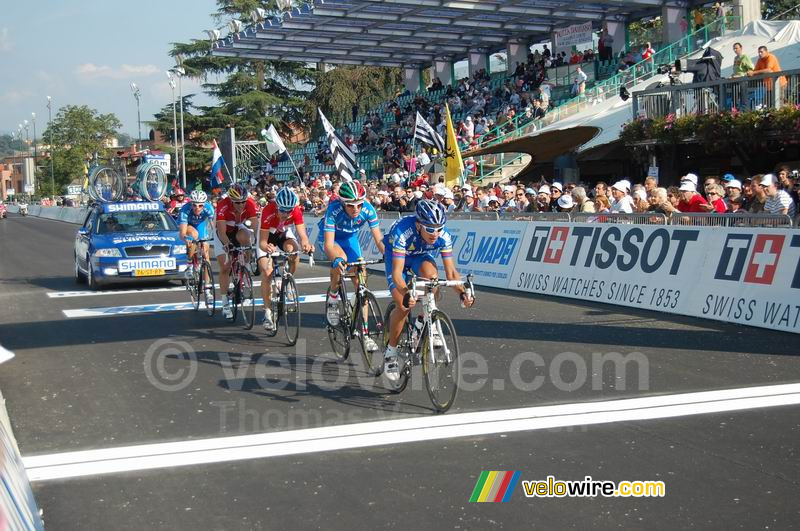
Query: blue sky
xmin=1 ymin=0 xmax=222 ymax=138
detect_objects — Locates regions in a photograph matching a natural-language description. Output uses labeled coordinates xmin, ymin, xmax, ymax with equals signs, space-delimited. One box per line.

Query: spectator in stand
xmin=762 ymin=173 xmax=796 ymax=217
xmin=536 ymin=185 xmax=553 ymax=212
xmin=550 ymin=182 xmax=564 ymax=204
xmin=501 ymin=185 xmax=517 ymax=211
xmin=610 ymin=180 xmax=634 ymax=213
xmin=594 ymin=181 xmax=608 ymax=200
xmin=647 ymin=187 xmax=675 ymax=215
xmin=632 ymin=187 xmax=649 ymax=212
xmin=677 ymin=181 xmax=709 ymax=212
xmin=514 ymin=188 xmax=530 ymax=212
xmin=642 ymin=42 xmax=656 ymax=73
xmin=595 ymin=193 xmax=611 ymax=213
xmin=557 ymin=195 xmax=575 ymax=212
xmin=667 ymin=186 xmax=681 ymax=210
xmin=700 ymin=183 xmax=727 ymax=212
xmin=729 ymin=195 xmax=746 ymax=212
xmin=731 ymin=42 xmax=754 ymax=77
xmin=486 ymin=195 xmax=501 ymax=212
xmin=776 ymin=165 xmax=800 ymax=205
xmin=571 ymin=186 xmax=595 ymax=213
xmin=744 ymin=177 xmax=765 ymax=213
xmin=748 ymin=46 xmax=786 ymax=90
xmin=724 ymin=179 xmax=742 ymax=209
xmin=455 ymin=190 xmax=476 ymax=212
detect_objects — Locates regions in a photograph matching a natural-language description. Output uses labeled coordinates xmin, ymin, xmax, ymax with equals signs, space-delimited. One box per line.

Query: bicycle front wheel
xmin=239 ymin=268 xmax=256 ymax=330
xmin=188 ymin=262 xmax=201 ymax=311
xmin=422 ymin=310 xmax=460 ymax=413
xmin=357 ymin=291 xmax=383 ymax=375
xmin=201 ymin=261 xmax=215 ymax=317
xmin=281 ymin=275 xmax=300 ymax=346
xmin=326 ymin=290 xmax=351 ymax=361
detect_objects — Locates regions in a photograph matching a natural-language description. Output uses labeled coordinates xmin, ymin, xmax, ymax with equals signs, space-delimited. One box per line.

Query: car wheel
xmin=87 ymin=258 xmax=99 ymax=290
xmin=74 ymin=254 xmax=86 ymax=284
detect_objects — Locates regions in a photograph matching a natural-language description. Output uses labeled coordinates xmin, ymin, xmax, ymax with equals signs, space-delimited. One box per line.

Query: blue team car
xmin=74 ymin=201 xmax=189 ymax=289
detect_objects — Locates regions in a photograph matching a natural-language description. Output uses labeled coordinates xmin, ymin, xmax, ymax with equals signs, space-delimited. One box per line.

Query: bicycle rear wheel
xmin=281 ymin=275 xmax=300 ymax=346
xmin=422 ymin=310 xmax=460 ymax=413
xmin=326 ymin=289 xmax=351 ymax=361
xmin=382 ymin=302 xmax=411 ymax=393
xmin=264 ymin=277 xmax=279 ymax=337
xmin=201 ymin=261 xmax=215 ymax=317
xmin=226 ymin=267 xmax=239 ymax=323
xmin=239 ymin=268 xmax=256 ymax=330
xmin=356 ymin=291 xmax=383 ymax=375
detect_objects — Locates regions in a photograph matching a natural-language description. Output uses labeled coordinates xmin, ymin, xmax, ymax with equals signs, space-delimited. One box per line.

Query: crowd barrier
xmin=305 ymin=216 xmax=800 ymax=335
xmin=6 ymin=205 xmax=89 ymax=225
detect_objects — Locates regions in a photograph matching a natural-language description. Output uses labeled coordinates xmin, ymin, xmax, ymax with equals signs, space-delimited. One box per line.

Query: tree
xmin=40 ymin=105 xmax=122 ymax=194
xmin=0 ymin=134 xmax=26 ymax=157
xmin=762 ymin=0 xmax=799 ymax=19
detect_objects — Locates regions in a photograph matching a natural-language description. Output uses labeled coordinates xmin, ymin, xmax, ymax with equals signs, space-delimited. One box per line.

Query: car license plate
xmin=134 ymin=268 xmax=165 ymax=277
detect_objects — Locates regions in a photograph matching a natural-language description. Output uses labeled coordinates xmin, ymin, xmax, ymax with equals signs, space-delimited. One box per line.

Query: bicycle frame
xmin=340 ymin=260 xmax=381 ymax=336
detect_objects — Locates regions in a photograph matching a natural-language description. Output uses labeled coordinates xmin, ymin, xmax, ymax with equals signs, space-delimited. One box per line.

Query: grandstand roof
xmin=211 ymin=0 xmax=688 ymax=68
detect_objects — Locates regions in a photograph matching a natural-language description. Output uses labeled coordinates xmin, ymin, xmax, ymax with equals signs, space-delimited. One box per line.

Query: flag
xmin=263 ymin=124 xmax=287 ymax=156
xmin=443 ymin=104 xmax=464 ymax=188
xmin=414 ymin=112 xmax=445 ymax=153
xmin=319 ymin=108 xmax=357 ymax=181
xmin=210 ymin=139 xmax=226 ymax=188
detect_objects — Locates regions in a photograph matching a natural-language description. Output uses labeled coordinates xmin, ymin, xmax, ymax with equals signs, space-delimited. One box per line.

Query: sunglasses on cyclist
xmin=420 ymin=224 xmax=443 ymax=234
xmin=278 ymin=207 xmax=294 ymax=214
xmin=192 ymin=202 xmax=205 ymax=207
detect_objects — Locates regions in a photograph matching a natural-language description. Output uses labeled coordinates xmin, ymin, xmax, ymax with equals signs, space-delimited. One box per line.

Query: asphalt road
xmin=1 ymin=213 xmax=799 ymax=530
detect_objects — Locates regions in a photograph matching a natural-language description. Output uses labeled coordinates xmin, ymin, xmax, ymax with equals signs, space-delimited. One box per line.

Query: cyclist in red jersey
xmin=215 ymin=183 xmax=259 ymax=319
xmin=256 ymin=187 xmax=314 ymax=330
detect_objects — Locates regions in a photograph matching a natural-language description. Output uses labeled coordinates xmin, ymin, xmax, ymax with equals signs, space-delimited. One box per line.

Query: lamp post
xmin=30 ymin=112 xmax=37 ymax=200
xmin=130 ymin=82 xmax=142 ymax=151
xmin=172 ymin=57 xmax=187 ymax=189
xmin=47 ymin=96 xmax=55 ymax=197
xmin=166 ymin=71 xmax=179 ymax=177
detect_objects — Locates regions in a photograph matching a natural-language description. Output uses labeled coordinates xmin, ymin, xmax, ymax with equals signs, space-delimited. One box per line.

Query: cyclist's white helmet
xmin=190 ymin=190 xmax=207 ymax=204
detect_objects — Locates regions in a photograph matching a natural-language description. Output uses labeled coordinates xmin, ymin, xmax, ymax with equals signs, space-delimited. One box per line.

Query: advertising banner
xmin=554 ymin=22 xmax=594 ymax=48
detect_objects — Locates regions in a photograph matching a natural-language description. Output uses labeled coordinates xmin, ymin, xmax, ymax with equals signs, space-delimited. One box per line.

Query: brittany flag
xmin=211 ymin=139 xmax=227 ymax=188
xmin=469 ymin=471 xmax=521 ymax=502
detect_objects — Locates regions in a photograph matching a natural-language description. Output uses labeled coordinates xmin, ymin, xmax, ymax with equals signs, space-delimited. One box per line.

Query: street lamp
xmin=130 ymin=82 xmax=142 ymax=151
xmin=166 ymin=71 xmax=179 ymax=177
xmin=171 ymin=57 xmax=187 ymax=189
xmin=47 ymin=96 xmax=55 ymax=197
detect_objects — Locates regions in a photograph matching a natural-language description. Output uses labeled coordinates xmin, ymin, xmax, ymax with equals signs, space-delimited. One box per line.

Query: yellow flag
xmin=443 ymin=103 xmax=464 ymax=188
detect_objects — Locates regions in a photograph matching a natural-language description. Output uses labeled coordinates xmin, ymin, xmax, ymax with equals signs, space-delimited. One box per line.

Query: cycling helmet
xmin=415 ymin=199 xmax=447 ymax=227
xmin=190 ymin=190 xmax=207 ymax=204
xmin=275 ymin=187 xmax=299 ymax=211
xmin=227 ymin=183 xmax=249 ymax=202
xmin=171 ymin=188 xmax=186 ymax=198
xmin=339 ymin=180 xmax=366 ymax=204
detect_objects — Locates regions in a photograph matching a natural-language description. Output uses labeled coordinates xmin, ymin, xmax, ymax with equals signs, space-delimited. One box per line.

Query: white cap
xmin=725 ymin=179 xmax=742 ymax=189
xmin=461 ymin=185 xmax=472 ymax=191
xmin=434 ymin=185 xmax=447 ymax=196
xmin=682 ymin=173 xmax=699 ymax=186
xmin=633 ymin=189 xmax=647 ymax=201
xmin=444 ymin=190 xmax=455 ymax=200
xmin=359 ymin=168 xmax=366 ymax=175
xmin=413 ymin=190 xmax=423 ymax=199
xmin=487 ymin=195 xmax=500 ymax=203
xmin=392 ymin=174 xmax=401 ymax=183
xmin=679 ymin=181 xmax=696 ymax=192
xmin=538 ymin=185 xmax=551 ymax=195
xmin=551 ymin=182 xmax=563 ymax=192
xmin=557 ymin=195 xmax=574 ymax=209
xmin=377 ymin=190 xmax=389 ymax=196
xmin=611 ymin=181 xmax=628 ymax=193
xmin=760 ymin=174 xmax=777 ymax=187
xmin=464 ymin=190 xmax=474 ymax=197
xmin=504 ymin=185 xmax=516 ymax=193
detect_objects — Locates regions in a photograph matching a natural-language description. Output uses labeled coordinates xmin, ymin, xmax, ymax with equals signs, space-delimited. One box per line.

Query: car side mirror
xmin=78 ymin=227 xmax=89 ymax=235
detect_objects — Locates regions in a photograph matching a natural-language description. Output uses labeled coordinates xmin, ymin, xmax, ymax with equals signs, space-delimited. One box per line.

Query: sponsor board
xmin=118 ymin=257 xmax=177 ymax=273
xmin=509 ymin=223 xmax=800 ymax=334
xmin=554 ymin=21 xmax=593 ymax=48
xmin=103 ymin=202 xmax=161 ymax=213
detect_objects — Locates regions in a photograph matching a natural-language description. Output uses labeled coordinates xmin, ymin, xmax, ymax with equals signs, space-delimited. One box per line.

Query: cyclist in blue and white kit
xmin=382 ymin=199 xmax=474 ymax=381
xmin=178 ymin=190 xmax=215 ymax=304
xmin=319 ymin=180 xmax=385 ymax=329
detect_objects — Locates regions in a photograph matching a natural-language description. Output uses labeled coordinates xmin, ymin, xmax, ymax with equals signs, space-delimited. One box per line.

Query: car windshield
xmin=96 ymin=211 xmax=177 ymax=234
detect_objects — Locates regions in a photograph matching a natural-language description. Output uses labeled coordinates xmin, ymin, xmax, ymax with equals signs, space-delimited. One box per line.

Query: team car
xmin=74 ymin=201 xmax=189 ymax=289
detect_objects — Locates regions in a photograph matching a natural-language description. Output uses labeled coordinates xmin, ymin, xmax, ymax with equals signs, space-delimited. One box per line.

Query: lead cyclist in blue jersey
xmin=319 ymin=180 xmax=385 ymax=329
xmin=178 ymin=190 xmax=215 ymax=303
xmin=381 ymin=199 xmax=474 ymax=381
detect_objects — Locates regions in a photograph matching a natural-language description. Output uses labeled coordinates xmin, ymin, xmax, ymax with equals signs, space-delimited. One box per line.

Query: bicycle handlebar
xmin=346 ymin=258 xmax=384 ymax=268
xmin=409 ymin=274 xmax=474 ymax=299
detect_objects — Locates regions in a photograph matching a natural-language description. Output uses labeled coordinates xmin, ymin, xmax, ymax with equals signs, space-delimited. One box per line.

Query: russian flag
xmin=211 ymin=140 xmax=226 ymax=188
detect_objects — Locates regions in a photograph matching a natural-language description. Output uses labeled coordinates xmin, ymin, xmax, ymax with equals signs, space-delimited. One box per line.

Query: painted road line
xmin=23 ymin=383 xmax=800 ymax=482
xmin=48 ymin=277 xmax=342 ymax=298
xmin=62 ymin=290 xmax=393 ymax=318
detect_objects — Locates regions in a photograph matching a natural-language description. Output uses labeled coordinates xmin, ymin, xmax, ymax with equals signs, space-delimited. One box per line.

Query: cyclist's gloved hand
xmin=332 ymin=257 xmax=346 ymax=271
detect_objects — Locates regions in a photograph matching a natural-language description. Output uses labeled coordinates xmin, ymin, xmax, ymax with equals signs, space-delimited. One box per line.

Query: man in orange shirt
xmin=748 ymin=45 xmax=786 ymax=91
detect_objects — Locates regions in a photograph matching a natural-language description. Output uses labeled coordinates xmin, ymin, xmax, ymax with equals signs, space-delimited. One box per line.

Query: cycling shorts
xmin=384 ymin=253 xmax=437 ymax=291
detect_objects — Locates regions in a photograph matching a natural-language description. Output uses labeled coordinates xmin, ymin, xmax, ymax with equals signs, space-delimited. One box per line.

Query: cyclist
xmin=319 ymin=180 xmax=385 ymax=348
xmin=257 ymin=187 xmax=315 ymax=330
xmin=178 ymin=190 xmax=215 ymax=305
xmin=215 ymin=183 xmax=259 ymax=319
xmin=381 ymin=199 xmax=474 ymax=382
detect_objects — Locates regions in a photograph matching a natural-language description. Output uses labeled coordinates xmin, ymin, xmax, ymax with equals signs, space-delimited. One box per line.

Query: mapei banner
xmin=303 ymin=216 xmax=527 ymax=289
xmin=509 ymin=223 xmax=800 ymax=334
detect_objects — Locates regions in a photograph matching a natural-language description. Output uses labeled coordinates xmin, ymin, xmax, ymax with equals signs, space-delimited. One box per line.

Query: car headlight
xmin=94 ymin=248 xmax=122 ymax=257
xmin=173 ymin=245 xmax=187 ymax=255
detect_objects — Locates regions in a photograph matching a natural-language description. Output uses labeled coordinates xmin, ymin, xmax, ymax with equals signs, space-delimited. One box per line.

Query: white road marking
xmin=48 ymin=277 xmax=341 ymax=298
xmin=23 ymin=383 xmax=800 ymax=482
xmin=62 ymin=290 xmax=392 ymax=318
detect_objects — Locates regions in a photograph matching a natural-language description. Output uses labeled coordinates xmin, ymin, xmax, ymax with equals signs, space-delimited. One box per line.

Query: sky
xmin=1 ymin=0 xmax=222 ymax=139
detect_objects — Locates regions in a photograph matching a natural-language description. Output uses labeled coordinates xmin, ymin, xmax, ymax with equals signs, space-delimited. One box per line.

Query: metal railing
xmin=668 ymin=212 xmax=794 ymax=228
xmin=571 ymin=212 xmax=669 ymax=225
xmin=633 ymin=68 xmax=800 ymax=118
xmin=498 ymin=211 xmax=572 ymax=222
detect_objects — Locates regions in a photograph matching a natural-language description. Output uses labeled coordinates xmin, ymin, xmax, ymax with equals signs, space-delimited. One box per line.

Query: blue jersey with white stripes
xmin=177 ymin=202 xmax=215 ymax=228
xmin=319 ymin=198 xmax=379 ymax=237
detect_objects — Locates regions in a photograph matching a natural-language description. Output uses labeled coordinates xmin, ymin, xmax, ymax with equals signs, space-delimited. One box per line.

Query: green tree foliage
xmin=762 ymin=0 xmax=799 ymax=19
xmin=40 ymin=105 xmax=122 ymax=193
xmin=0 ymin=134 xmax=27 ymax=157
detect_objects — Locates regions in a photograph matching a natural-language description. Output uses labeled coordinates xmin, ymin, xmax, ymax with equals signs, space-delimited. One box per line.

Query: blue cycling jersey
xmin=383 ymin=215 xmax=454 ymax=261
xmin=177 ymin=202 xmax=215 ymax=228
xmin=319 ymin=199 xmax=379 ymax=236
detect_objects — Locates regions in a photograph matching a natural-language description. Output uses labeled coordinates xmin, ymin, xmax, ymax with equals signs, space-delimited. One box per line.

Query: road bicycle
xmin=224 ymin=244 xmax=257 ymax=329
xmin=185 ymin=237 xmax=215 ymax=316
xmin=263 ymin=250 xmax=313 ymax=346
xmin=325 ymin=259 xmax=385 ymax=374
xmin=381 ymin=274 xmax=474 ymax=413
